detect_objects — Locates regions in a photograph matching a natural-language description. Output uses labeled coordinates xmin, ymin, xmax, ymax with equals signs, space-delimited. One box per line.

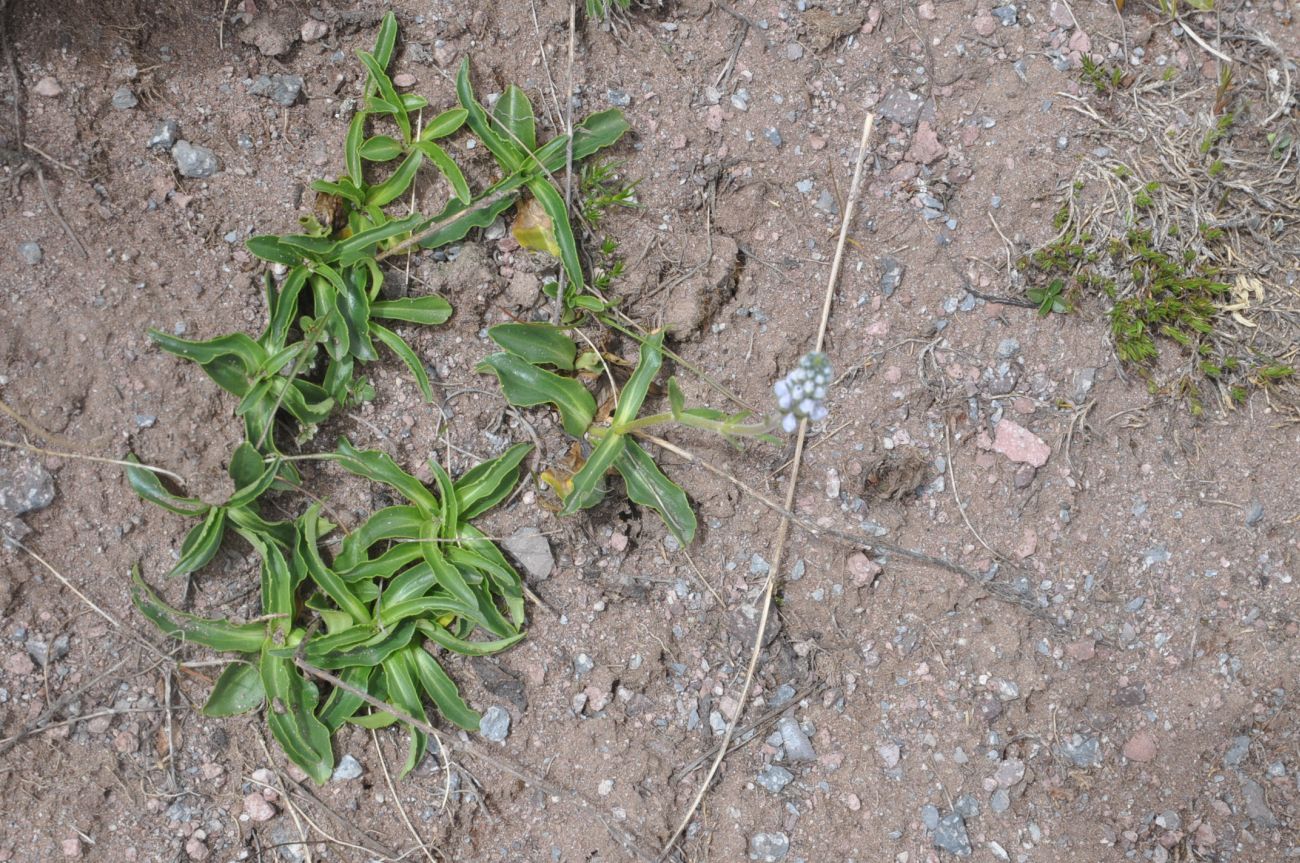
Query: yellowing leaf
xmin=511 ymin=196 xmax=562 ymax=257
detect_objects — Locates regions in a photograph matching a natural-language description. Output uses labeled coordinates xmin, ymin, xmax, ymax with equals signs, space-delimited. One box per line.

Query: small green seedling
xmin=1026 ymin=278 xmax=1070 ymax=316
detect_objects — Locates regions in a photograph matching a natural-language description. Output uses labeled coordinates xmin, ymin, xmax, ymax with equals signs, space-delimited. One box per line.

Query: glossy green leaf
xmin=428 ymin=459 xmax=459 ymax=540
xmin=246 ymin=235 xmax=304 ymax=266
xmin=371 ymin=12 xmax=398 ymax=71
xmin=371 ymin=323 xmax=434 ymax=403
xmin=615 ymin=438 xmax=696 ymax=545
xmin=527 ymin=177 xmax=583 ymax=291
xmin=346 ymin=113 xmax=366 ymax=187
xmin=417 ymin=186 xmax=519 ymax=250
xmin=454 ymin=442 xmax=532 ymax=519
xmin=613 ymin=330 xmax=664 ymax=427
xmin=316 ymin=263 xmax=377 ymax=362
xmin=227 ymin=444 xmax=279 ymax=509
xmin=382 ymin=650 xmax=428 ymax=776
xmin=563 ymin=432 xmax=625 ymax=514
xmin=334 ymin=439 xmax=439 ymax=516
xmin=476 ymin=352 xmax=595 ymax=437
xmin=420 ymin=107 xmax=468 ymax=141
xmin=309 ymin=619 xmax=416 ymax=669
xmin=456 ymin=58 xmax=525 ymax=172
xmin=261 ymin=651 xmax=334 ymax=784
xmin=318 ymin=665 xmax=373 ymax=732
xmin=335 ymin=504 xmax=427 ymax=572
xmin=202 ymin=662 xmax=265 ymax=717
xmin=535 ymin=108 xmax=631 ymax=172
xmin=492 ymin=85 xmax=537 ymax=153
xmin=488 ymin=323 xmax=578 ymax=370
xmin=377 ymin=594 xmax=478 ymax=628
xmin=130 ymin=568 xmax=266 ymax=652
xmin=309 ymin=177 xmax=365 ymax=206
xmin=358 ymin=135 xmax=403 ymax=162
xmin=400 ymin=93 xmax=429 ymax=112
xmin=336 ymin=213 xmax=425 ymax=267
xmin=667 ymin=376 xmax=686 ymax=417
xmin=416 ymin=619 xmax=525 ymax=656
xmin=410 ymin=647 xmax=480 ymax=731
xmin=167 ymin=506 xmax=227 ymax=578
xmin=149 ymin=331 xmax=266 ymax=376
xmin=337 ymin=541 xmax=424 ymax=583
xmin=420 ymin=534 xmax=476 ymax=609
xmin=413 ymin=140 xmax=471 ymax=204
xmin=277 ymin=234 xmax=340 ymax=262
xmin=300 ymin=504 xmax=370 ymax=623
xmin=357 ymin=51 xmax=410 ymax=144
xmin=126 ymin=456 xmax=208 ymax=517
xmin=370 ymin=295 xmax=452 ymax=325
xmin=367 ymin=148 xmax=424 ymax=207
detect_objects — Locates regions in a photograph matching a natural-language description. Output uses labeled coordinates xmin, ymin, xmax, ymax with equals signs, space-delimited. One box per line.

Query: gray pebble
xmin=1245 ymin=500 xmax=1264 ymax=526
xmin=1142 ymin=545 xmax=1171 ymax=567
xmin=1056 ymin=734 xmax=1102 ymax=768
xmin=777 ymin=716 xmax=816 ymax=762
xmin=990 ymin=788 xmax=1011 ymax=813
xmin=990 ymin=194 xmax=1002 ymax=209
xmin=764 ymin=127 xmax=783 ymax=148
xmin=1240 ymin=776 xmax=1277 ymax=828
xmin=933 ymin=813 xmax=972 ymax=857
xmin=994 ymin=758 xmax=1025 ymax=787
xmin=1224 ymin=735 xmax=1250 ymax=767
xmin=730 ymin=89 xmax=750 ymax=111
xmin=18 ymin=242 xmax=42 ymax=265
xmin=479 ymin=705 xmax=511 ymax=742
xmin=171 ymin=140 xmax=219 ymax=178
xmin=992 ymin=5 xmax=1019 ymax=26
xmin=0 ymin=459 xmax=56 ymax=515
xmin=954 ymin=793 xmax=980 ymax=820
xmin=920 ymin=804 xmax=941 ymax=830
xmin=770 ymin=683 xmax=797 ymax=707
xmin=785 ymin=43 xmax=803 ymax=61
xmin=877 ymin=88 xmax=925 ymax=129
xmin=147 ymin=119 xmax=180 ymax=151
xmin=795 ymin=178 xmax=814 ymax=195
xmin=331 ymin=754 xmax=364 ymax=781
xmin=996 ymin=338 xmax=1020 ymax=358
xmin=1155 ymin=810 xmax=1181 ymax=831
xmin=750 ymin=554 xmax=770 ymax=576
xmin=756 ymin=764 xmax=794 ymax=793
xmin=606 ymin=89 xmax=631 ymax=107
xmin=748 ymin=832 xmax=789 ymax=862
xmin=879 ymin=258 xmax=904 ymax=297
xmin=249 ymin=74 xmax=304 ymax=107
xmin=111 ymin=86 xmax=138 ymax=110
xmin=502 ymin=526 xmax=554 ymax=581
xmin=1126 ymin=596 xmax=1146 ymax=612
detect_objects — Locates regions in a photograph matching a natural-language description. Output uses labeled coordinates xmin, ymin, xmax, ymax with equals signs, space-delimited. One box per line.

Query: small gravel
xmin=249 ymin=73 xmax=304 ymax=107
xmin=147 ymin=120 xmax=180 ymax=151
xmin=17 ymin=242 xmax=42 ymax=265
xmin=171 ymin=141 xmax=219 ymax=178
xmin=933 ymin=812 xmax=973 ymax=856
xmin=479 ymin=706 xmax=511 ymax=742
xmin=747 ymin=832 xmax=789 ymax=862
xmin=756 ymin=764 xmax=793 ymax=794
xmin=111 ymin=86 xmax=138 ymax=110
xmin=502 ymin=526 xmax=554 ymax=581
xmin=331 ymin=754 xmax=363 ymax=781
xmin=777 ymin=716 xmax=816 ymax=762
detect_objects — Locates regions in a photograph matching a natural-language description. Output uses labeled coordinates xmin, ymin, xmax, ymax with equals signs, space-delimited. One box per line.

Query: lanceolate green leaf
xmin=416 ymin=619 xmax=525 ymax=656
xmin=488 ymin=322 xmax=578 ymax=370
xmin=563 ymin=432 xmax=626 ymax=514
xmin=318 ymin=665 xmax=373 ymax=732
xmin=413 ymin=140 xmax=471 ymax=204
xmin=203 ymin=662 xmax=265 ymax=717
xmin=382 ymin=650 xmax=428 ymax=776
xmin=126 ymin=456 xmax=207 ymax=517
xmin=476 ymin=352 xmax=595 ymax=437
xmin=370 ymin=295 xmax=452 ymax=325
xmin=130 ymin=568 xmax=266 ymax=652
xmin=149 ymin=331 xmax=266 ymax=376
xmin=454 ymin=442 xmax=532 ymax=519
xmin=614 ymin=438 xmax=696 ymax=545
xmin=358 ymin=134 xmax=404 ymax=162
xmin=261 ymin=651 xmax=334 ymax=784
xmin=527 ymin=177 xmax=584 ymax=291
xmin=346 ymin=113 xmax=366 ymax=187
xmin=420 ymin=107 xmax=469 ymax=141
xmin=410 ymin=647 xmax=480 ymax=731
xmin=335 ymin=504 xmax=427 ymax=572
xmin=334 ymin=439 xmax=439 ymax=516
xmin=300 ymin=505 xmax=370 ymax=623
xmin=417 ymin=186 xmax=519 ymax=250
xmin=357 ymin=50 xmax=410 ymax=144
xmin=367 ymin=148 xmax=424 ymax=207
xmin=247 ymin=235 xmax=305 ymax=266
xmin=371 ymin=323 xmax=434 ymax=403
xmin=491 ymin=85 xmax=537 ymax=153
xmin=614 ymin=330 xmax=664 ymax=427
xmin=308 ymin=619 xmax=416 ymax=669
xmin=534 ymin=108 xmax=630 ymax=172
xmin=167 ymin=506 xmax=227 ymax=578
xmin=337 ymin=213 xmax=425 ymax=266
xmin=456 ymin=58 xmax=525 ymax=172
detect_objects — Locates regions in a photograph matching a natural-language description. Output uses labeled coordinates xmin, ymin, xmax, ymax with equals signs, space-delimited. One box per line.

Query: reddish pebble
xmin=61 ymin=838 xmax=82 ymax=858
xmin=1065 ymin=639 xmax=1096 ymax=661
xmin=992 ymin=420 xmax=1051 ymax=467
xmin=242 ymin=792 xmax=276 ymax=822
xmin=4 ymin=653 xmax=34 ymax=675
xmin=1123 ymin=730 xmax=1157 ymax=762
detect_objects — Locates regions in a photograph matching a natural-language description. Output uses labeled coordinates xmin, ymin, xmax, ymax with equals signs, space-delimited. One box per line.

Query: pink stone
xmin=1123 ymin=730 xmax=1157 ymax=763
xmin=917 ymin=2 xmax=936 ymax=20
xmin=4 ymin=652 xmax=34 ymax=676
xmin=1014 ymin=529 xmax=1037 ymax=560
xmin=704 ymin=106 xmax=725 ymax=132
xmin=847 ymin=552 xmax=882 ymax=586
xmin=905 ymin=121 xmax=947 ymax=165
xmin=992 ymin=420 xmax=1051 ymax=467
xmin=1065 ymin=639 xmax=1096 ymax=661
xmin=883 ymin=366 xmax=903 ymax=384
xmin=974 ymin=12 xmax=997 ymax=36
xmin=61 ymin=838 xmax=82 ymax=858
xmin=242 ymin=792 xmax=277 ymax=822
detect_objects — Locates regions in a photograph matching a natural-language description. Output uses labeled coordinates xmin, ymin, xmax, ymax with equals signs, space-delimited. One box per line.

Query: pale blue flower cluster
xmin=774 ymin=352 xmax=832 ymax=433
